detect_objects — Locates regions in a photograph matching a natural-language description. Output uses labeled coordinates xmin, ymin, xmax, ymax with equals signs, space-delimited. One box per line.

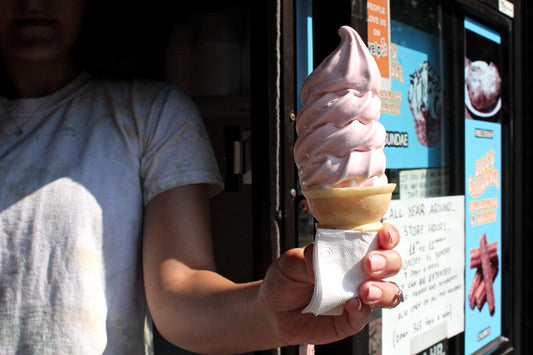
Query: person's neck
xmin=1 ymin=55 xmax=81 ymax=99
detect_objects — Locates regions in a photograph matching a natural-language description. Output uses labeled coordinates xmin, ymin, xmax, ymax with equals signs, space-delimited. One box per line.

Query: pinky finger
xmin=358 ymin=280 xmax=403 ymax=309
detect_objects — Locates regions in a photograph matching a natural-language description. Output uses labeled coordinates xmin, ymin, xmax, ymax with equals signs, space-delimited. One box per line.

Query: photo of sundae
xmin=407 ymin=60 xmax=442 ymax=147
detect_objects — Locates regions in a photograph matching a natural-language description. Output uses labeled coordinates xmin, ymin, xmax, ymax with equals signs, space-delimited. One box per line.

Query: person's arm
xmin=143 ymin=184 xmax=277 ymax=354
xmin=143 ymin=184 xmax=401 ymax=354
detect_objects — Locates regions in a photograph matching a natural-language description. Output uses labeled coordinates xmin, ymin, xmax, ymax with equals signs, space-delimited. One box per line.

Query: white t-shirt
xmin=0 ymin=73 xmax=223 ymax=354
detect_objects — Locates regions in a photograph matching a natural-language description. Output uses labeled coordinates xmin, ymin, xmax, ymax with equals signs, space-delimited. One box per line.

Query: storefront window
xmin=295 ymin=1 xmax=513 ymax=353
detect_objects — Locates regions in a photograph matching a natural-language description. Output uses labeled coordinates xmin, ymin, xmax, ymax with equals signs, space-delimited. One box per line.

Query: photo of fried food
xmin=467 ymin=232 xmax=498 ymax=316
xmin=465 ymin=58 xmax=502 ymax=117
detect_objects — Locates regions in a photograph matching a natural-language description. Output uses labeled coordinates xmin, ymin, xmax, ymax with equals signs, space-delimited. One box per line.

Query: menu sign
xmin=463 ymin=18 xmax=503 ymax=355
xmin=464 ymin=122 xmax=502 ymax=354
xmin=381 ymin=196 xmax=465 ymax=354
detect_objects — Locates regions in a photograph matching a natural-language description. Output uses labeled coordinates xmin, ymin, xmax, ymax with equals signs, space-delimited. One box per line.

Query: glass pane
xmin=377 ymin=0 xmax=451 ymax=200
xmin=369 ymin=1 xmax=462 ymax=355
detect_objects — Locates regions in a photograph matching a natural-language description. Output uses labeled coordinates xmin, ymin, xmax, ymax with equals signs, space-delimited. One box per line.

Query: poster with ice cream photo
xmin=463 ymin=17 xmax=504 ymax=355
xmin=378 ymin=20 xmax=448 ymax=170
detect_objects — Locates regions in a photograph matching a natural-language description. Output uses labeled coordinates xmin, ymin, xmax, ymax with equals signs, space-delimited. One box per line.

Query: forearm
xmin=143 ymin=183 xmax=403 ymax=353
xmin=145 ymin=259 xmax=283 ymax=354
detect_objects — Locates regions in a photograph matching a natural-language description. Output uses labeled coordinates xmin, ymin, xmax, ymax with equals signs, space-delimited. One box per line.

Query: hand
xmin=359 ymin=223 xmax=402 ymax=308
xmin=258 ymin=223 xmax=401 ymax=347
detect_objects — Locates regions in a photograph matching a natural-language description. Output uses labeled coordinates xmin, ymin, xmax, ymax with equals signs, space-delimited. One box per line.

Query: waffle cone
xmin=302 ymin=183 xmax=396 ymax=229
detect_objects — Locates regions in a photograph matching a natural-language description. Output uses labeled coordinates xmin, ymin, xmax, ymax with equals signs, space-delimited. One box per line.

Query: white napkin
xmin=303 ymin=226 xmax=379 ymax=316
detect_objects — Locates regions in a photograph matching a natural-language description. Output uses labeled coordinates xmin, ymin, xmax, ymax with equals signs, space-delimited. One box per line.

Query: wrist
xmin=248 ymin=280 xmax=289 ymax=350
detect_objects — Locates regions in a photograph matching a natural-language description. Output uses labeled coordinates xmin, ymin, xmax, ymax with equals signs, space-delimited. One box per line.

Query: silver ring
xmin=388 ymin=282 xmax=404 ymax=309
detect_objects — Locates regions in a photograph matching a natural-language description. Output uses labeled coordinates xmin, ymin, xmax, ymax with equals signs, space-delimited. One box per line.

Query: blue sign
xmin=381 ymin=20 xmax=448 ymax=169
xmin=464 ymin=120 xmax=502 ymax=354
xmin=463 ymin=17 xmax=503 ymax=355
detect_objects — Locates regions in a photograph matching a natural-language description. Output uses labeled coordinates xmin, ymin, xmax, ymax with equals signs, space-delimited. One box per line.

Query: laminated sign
xmin=463 ymin=18 xmax=503 ymax=354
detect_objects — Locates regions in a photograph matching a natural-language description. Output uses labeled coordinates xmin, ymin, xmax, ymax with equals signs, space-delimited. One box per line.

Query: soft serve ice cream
xmin=294 ymin=25 xmax=388 ymax=189
xmin=296 ymin=26 xmax=397 ymax=316
xmin=293 ymin=24 xmax=395 ymax=230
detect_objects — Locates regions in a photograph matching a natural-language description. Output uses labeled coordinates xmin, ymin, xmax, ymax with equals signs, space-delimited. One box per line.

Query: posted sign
xmin=382 ymin=196 xmax=465 ymax=354
xmin=463 ymin=18 xmax=503 ymax=354
xmin=367 ymin=0 xmax=391 ymax=90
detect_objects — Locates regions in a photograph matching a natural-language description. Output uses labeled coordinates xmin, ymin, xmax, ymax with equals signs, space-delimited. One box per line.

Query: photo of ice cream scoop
xmin=465 ymin=58 xmax=502 ymax=118
xmin=407 ymin=60 xmax=442 ymax=147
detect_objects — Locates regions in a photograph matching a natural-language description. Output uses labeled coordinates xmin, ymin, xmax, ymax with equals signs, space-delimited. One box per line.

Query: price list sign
xmin=381 ymin=196 xmax=465 ymax=354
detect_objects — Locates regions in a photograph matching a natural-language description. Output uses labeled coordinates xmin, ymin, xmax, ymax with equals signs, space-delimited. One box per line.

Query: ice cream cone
xmin=302 ymin=183 xmax=396 ymax=230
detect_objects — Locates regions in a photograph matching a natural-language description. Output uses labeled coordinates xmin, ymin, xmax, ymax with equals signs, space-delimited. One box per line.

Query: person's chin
xmin=7 ymin=43 xmax=65 ymax=62
xmin=6 ymin=35 xmax=65 ymax=61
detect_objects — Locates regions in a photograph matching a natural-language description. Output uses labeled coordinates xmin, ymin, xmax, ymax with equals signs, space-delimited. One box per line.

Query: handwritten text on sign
xmin=382 ymin=196 xmax=465 ymax=354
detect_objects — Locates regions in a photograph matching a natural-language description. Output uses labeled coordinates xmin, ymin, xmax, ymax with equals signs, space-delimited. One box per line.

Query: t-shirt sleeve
xmin=139 ymin=84 xmax=224 ymax=205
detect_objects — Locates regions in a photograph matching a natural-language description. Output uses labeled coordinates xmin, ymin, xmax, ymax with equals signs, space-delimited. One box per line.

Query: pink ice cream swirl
xmin=294 ymin=26 xmax=388 ymax=189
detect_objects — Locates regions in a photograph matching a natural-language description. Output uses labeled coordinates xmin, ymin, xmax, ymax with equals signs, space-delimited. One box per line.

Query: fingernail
xmin=388 ymin=229 xmax=395 ymax=245
xmin=351 ymin=297 xmax=363 ymax=312
xmin=350 ymin=297 xmax=363 ymax=312
xmin=367 ymin=286 xmax=383 ymax=301
xmin=369 ymin=254 xmax=387 ymax=272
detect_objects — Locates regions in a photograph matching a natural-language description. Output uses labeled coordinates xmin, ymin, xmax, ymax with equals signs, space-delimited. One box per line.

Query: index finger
xmin=376 ymin=223 xmax=400 ymax=249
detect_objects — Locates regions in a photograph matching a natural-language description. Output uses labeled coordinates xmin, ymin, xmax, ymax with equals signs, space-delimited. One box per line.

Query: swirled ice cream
xmin=294 ymin=26 xmax=388 ymax=189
